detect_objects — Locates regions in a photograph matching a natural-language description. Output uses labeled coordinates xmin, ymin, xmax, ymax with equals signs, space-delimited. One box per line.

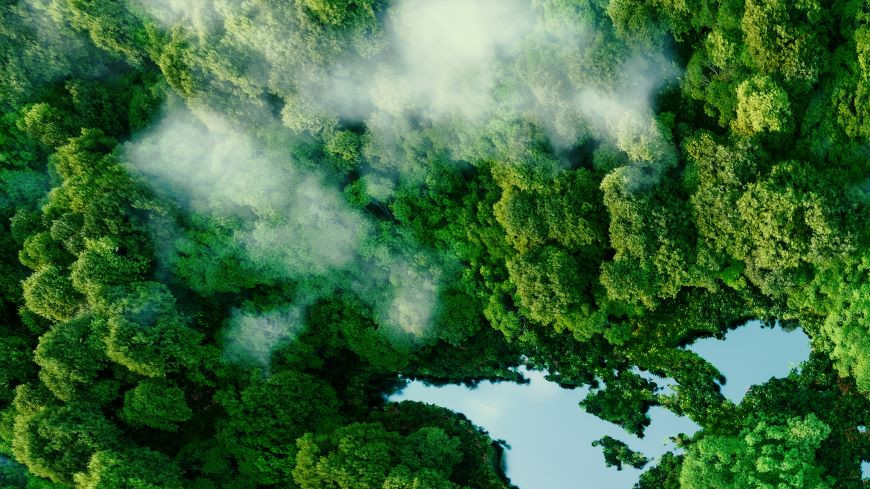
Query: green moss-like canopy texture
xmin=2 ymin=0 xmax=870 ymax=488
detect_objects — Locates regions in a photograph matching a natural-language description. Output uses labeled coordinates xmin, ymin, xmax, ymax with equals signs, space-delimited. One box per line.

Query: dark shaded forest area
xmin=2 ymin=0 xmax=870 ymax=488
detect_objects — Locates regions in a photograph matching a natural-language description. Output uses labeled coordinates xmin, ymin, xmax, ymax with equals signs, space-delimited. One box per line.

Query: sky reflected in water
xmin=390 ymin=321 xmax=810 ymax=489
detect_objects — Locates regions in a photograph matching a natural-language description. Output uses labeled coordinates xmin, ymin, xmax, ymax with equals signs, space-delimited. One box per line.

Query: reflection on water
xmin=390 ymin=321 xmax=810 ymax=489
xmin=687 ymin=321 xmax=810 ymax=402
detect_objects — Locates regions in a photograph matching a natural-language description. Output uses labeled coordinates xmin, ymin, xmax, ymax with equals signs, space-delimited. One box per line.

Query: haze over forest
xmin=1 ymin=0 xmax=870 ymax=488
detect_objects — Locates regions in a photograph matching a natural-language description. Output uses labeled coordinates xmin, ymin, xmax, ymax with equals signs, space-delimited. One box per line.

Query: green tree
xmin=634 ymin=452 xmax=683 ymax=489
xmin=21 ymin=266 xmax=82 ymax=322
xmin=216 ymin=370 xmax=343 ymax=485
xmin=33 ymin=316 xmax=114 ymax=403
xmin=120 ymin=380 xmax=193 ymax=432
xmin=292 ymin=422 xmax=464 ymax=489
xmin=581 ymin=371 xmax=657 ymax=436
xmin=12 ymin=402 xmax=120 ymax=484
xmin=102 ymin=282 xmax=203 ymax=378
xmin=741 ymin=0 xmax=828 ymax=86
xmin=592 ymin=436 xmax=648 ymax=470
xmin=681 ymin=414 xmax=833 ymax=489
xmin=74 ymin=448 xmax=184 ymax=489
xmin=732 ymin=76 xmax=791 ymax=136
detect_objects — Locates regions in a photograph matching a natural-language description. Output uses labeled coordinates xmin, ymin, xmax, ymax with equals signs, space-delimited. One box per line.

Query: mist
xmin=223 ymin=307 xmax=304 ymax=369
xmin=121 ymin=0 xmax=682 ymax=369
xmin=131 ymin=0 xmax=679 ymax=164
xmin=123 ymin=103 xmax=445 ymax=368
xmin=376 ymin=0 xmax=535 ymax=119
xmin=0 ymin=1 xmax=113 ymax=107
xmin=125 ymin=106 xmax=369 ymax=277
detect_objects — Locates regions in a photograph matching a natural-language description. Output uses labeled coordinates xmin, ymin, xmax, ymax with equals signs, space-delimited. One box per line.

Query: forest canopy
xmin=2 ymin=0 xmax=870 ymax=488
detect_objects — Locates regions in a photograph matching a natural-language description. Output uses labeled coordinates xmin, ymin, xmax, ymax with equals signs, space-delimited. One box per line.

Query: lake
xmin=390 ymin=321 xmax=811 ymax=489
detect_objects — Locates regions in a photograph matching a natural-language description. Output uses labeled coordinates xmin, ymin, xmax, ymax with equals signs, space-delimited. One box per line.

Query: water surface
xmin=391 ymin=321 xmax=811 ymax=489
xmin=687 ymin=321 xmax=810 ymax=402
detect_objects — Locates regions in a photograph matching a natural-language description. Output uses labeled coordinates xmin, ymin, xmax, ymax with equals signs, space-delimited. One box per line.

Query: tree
xmin=12 ymin=402 xmax=120 ymax=484
xmin=592 ymin=436 xmax=648 ymax=470
xmin=216 ymin=370 xmax=343 ymax=485
xmin=680 ymin=414 xmax=833 ymax=489
xmin=74 ymin=448 xmax=184 ymax=489
xmin=101 ymin=282 xmax=203 ymax=378
xmin=741 ymin=0 xmax=829 ymax=87
xmin=70 ymin=236 xmax=151 ymax=300
xmin=21 ymin=266 xmax=82 ymax=322
xmin=600 ymin=169 xmax=698 ymax=307
xmin=17 ymin=104 xmax=75 ymax=148
xmin=732 ymin=76 xmax=791 ymax=136
xmin=120 ymin=380 xmax=192 ymax=432
xmin=581 ymin=371 xmax=657 ymax=436
xmin=33 ymin=316 xmax=114 ymax=403
xmin=292 ymin=423 xmax=464 ymax=489
xmin=634 ymin=452 xmax=683 ymax=489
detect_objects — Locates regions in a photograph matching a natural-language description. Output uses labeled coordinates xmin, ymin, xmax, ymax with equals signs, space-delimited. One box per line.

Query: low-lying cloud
xmin=223 ymin=307 xmax=304 ymax=369
xmin=132 ymin=0 xmax=678 ymax=164
xmin=121 ymin=0 xmax=681 ymax=368
xmin=125 ymin=107 xmax=368 ymax=277
xmin=124 ymin=104 xmax=446 ymax=368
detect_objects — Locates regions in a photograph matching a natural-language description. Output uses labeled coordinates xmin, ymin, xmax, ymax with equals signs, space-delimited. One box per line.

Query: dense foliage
xmin=1 ymin=0 xmax=870 ymax=487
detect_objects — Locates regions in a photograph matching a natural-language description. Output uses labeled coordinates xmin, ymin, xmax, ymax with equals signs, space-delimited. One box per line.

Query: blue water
xmin=390 ymin=321 xmax=811 ymax=489
xmin=687 ymin=321 xmax=810 ymax=402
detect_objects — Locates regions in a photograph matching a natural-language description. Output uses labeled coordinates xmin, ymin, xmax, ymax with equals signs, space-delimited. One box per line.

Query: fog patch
xmin=380 ymin=0 xmax=535 ymax=119
xmin=128 ymin=0 xmax=217 ymax=33
xmin=131 ymin=0 xmax=679 ymax=165
xmin=124 ymin=104 xmax=447 ymax=365
xmin=381 ymin=260 xmax=440 ymax=340
xmin=364 ymin=0 xmax=677 ymax=158
xmin=223 ymin=307 xmax=304 ymax=369
xmin=0 ymin=1 xmax=114 ymax=105
xmin=125 ymin=105 xmax=368 ymax=277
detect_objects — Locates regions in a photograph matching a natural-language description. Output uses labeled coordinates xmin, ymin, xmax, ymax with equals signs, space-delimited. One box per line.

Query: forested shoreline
xmin=2 ymin=0 xmax=870 ymax=488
